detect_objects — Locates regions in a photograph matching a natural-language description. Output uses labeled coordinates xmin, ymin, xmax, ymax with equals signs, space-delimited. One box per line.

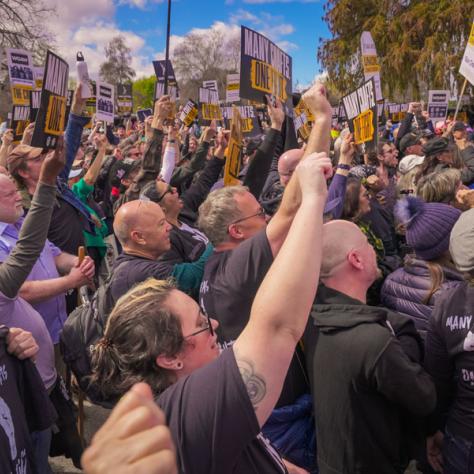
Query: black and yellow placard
xmin=10 ymin=105 xmax=30 ymax=144
xmin=341 ymin=78 xmax=377 ymax=152
xmin=240 ymin=26 xmax=292 ymax=108
xmin=179 ymin=100 xmax=198 ymax=127
xmin=11 ymin=84 xmax=32 ymax=106
xmin=29 ymin=90 xmax=41 ymax=122
xmin=198 ymin=87 xmax=222 ymax=125
xmin=293 ymin=99 xmax=314 ymax=140
xmin=224 ymin=106 xmax=243 ymax=186
xmin=221 ymin=105 xmax=261 ymax=137
xmin=117 ymin=83 xmax=133 ymax=116
xmin=31 ymin=50 xmax=69 ymax=149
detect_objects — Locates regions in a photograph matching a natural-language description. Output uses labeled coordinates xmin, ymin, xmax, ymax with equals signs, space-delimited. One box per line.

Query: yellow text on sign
xmin=11 ymin=85 xmax=32 ymax=106
xmin=250 ymin=60 xmax=288 ymax=103
xmin=201 ymin=104 xmax=223 ymax=121
xmin=362 ymin=55 xmax=381 ymax=74
xmin=45 ymin=95 xmax=66 ymax=136
xmin=469 ymin=21 xmax=474 ymax=46
xmin=224 ymin=138 xmax=241 ymax=186
xmin=353 ymin=109 xmax=374 ymax=144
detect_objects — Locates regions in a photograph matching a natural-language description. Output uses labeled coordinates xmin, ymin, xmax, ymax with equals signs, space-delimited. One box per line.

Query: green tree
xmin=133 ymin=75 xmax=155 ymax=110
xmin=99 ymin=35 xmax=136 ymax=85
xmin=318 ymin=0 xmax=474 ymax=99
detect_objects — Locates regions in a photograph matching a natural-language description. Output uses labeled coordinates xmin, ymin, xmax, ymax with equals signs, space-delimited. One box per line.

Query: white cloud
xmin=118 ymin=0 xmax=165 ymax=8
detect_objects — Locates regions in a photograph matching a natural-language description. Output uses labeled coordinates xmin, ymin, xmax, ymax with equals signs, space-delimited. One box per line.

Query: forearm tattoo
xmin=236 ymin=357 xmax=266 ymax=411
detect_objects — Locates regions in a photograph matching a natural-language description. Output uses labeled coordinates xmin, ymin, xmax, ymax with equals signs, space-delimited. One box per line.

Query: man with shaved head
xmin=304 ymin=220 xmax=436 ymax=474
xmin=107 ymin=199 xmax=212 ymax=311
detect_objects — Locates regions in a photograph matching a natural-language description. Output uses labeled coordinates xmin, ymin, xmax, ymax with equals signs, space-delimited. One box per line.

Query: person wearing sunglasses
xmin=88 ymin=151 xmax=331 ymax=474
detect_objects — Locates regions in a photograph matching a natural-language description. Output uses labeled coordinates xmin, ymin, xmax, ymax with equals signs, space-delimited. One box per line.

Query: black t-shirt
xmin=109 ymin=253 xmax=174 ymax=309
xmin=48 ymin=197 xmax=86 ymax=255
xmin=157 ymin=347 xmax=287 ymax=474
xmin=199 ymin=229 xmax=307 ymax=407
xmin=0 ymin=328 xmax=56 ymax=474
xmin=160 ymin=224 xmax=206 ymax=265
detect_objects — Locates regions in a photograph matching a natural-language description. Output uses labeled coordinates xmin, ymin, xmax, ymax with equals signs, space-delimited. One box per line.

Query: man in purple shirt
xmin=0 ymin=172 xmax=95 ymax=345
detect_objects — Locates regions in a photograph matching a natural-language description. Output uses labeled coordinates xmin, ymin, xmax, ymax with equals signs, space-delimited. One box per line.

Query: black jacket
xmin=425 ymin=282 xmax=474 ymax=441
xmin=304 ymin=285 xmax=436 ymax=474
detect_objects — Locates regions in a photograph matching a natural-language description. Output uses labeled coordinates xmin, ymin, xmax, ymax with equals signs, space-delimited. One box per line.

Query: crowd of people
xmin=0 ymin=81 xmax=474 ymax=474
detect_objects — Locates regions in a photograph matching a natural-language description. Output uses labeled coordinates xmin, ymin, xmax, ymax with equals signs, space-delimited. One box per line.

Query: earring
xmin=176 ymin=361 xmax=183 ymax=370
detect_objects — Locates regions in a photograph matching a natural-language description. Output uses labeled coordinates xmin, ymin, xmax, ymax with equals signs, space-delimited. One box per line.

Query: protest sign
xmin=460 ymin=19 xmax=474 ymax=86
xmin=137 ymin=108 xmax=153 ymax=122
xmin=293 ymin=99 xmax=313 ymax=140
xmin=10 ymin=105 xmax=30 ymax=144
xmin=179 ymin=100 xmax=199 ymax=127
xmin=153 ymin=60 xmax=179 ymax=99
xmin=341 ymin=78 xmax=377 ymax=152
xmin=31 ymin=50 xmax=69 ymax=149
xmin=221 ymin=105 xmax=260 ymax=137
xmin=29 ymin=90 xmax=41 ymax=122
xmin=95 ymin=81 xmax=115 ymax=123
xmin=428 ymin=90 xmax=449 ymax=121
xmin=85 ymin=81 xmax=97 ymax=117
xmin=226 ymin=74 xmax=240 ymax=103
xmin=154 ymin=81 xmax=178 ymax=101
xmin=34 ymin=67 xmax=44 ymax=90
xmin=224 ymin=106 xmax=242 ymax=186
xmin=6 ymin=48 xmax=34 ymax=106
xmin=203 ymin=80 xmax=218 ymax=91
xmin=198 ymin=87 xmax=222 ymax=124
xmin=360 ymin=31 xmax=383 ymax=101
xmin=240 ymin=26 xmax=292 ymax=108
xmin=64 ymin=90 xmax=74 ymax=128
xmin=117 ymin=83 xmax=133 ymax=116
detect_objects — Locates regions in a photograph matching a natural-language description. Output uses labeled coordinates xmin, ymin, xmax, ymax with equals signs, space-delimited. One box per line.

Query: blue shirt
xmin=0 ymin=219 xmax=67 ymax=344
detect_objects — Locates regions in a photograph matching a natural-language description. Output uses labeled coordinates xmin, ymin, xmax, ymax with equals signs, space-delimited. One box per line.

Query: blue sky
xmin=45 ymin=0 xmax=330 ymax=89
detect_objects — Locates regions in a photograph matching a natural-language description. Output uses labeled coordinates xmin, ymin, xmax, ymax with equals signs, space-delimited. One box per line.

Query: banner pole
xmin=164 ymin=0 xmax=172 ymax=95
xmin=453 ymin=78 xmax=468 ymax=122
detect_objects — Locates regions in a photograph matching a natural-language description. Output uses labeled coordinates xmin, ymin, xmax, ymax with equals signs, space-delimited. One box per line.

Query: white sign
xmin=203 ymin=80 xmax=218 ymax=91
xmin=428 ymin=90 xmax=449 ymax=121
xmin=226 ymin=74 xmax=240 ymax=103
xmin=460 ymin=19 xmax=474 ymax=86
xmin=96 ymin=81 xmax=115 ymax=123
xmin=6 ymin=48 xmax=34 ymax=87
xmin=360 ymin=31 xmax=383 ymax=101
xmin=154 ymin=81 xmax=178 ymax=101
xmin=199 ymin=87 xmax=219 ymax=104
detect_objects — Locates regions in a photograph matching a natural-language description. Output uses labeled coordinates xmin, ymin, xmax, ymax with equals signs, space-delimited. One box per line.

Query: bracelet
xmin=337 ymin=163 xmax=351 ymax=170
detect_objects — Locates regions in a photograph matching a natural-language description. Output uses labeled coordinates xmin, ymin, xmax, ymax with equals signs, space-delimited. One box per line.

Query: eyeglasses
xmin=184 ymin=312 xmax=214 ymax=338
xmin=157 ymin=184 xmax=173 ymax=203
xmin=230 ymin=207 xmax=266 ymax=225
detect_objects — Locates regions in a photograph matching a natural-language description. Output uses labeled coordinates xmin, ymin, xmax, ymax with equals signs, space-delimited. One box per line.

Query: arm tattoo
xmin=236 ymin=357 xmax=266 ymax=411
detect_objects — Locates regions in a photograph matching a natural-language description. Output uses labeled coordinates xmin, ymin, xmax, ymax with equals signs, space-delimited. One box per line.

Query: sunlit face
xmin=229 ymin=191 xmax=267 ymax=240
xmin=164 ymin=290 xmax=219 ymax=376
xmin=134 ymin=203 xmax=172 ymax=254
xmin=0 ymin=176 xmax=23 ymax=224
xmin=156 ymin=180 xmax=183 ymax=217
xmin=189 ymin=137 xmax=198 ymax=154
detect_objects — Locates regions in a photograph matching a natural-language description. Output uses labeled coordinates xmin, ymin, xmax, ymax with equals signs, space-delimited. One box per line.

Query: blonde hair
xmin=416 ymin=169 xmax=461 ymax=204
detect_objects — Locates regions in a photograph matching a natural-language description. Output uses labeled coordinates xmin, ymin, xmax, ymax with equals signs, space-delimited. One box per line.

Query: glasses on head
xmin=184 ymin=311 xmax=214 ymax=338
xmin=157 ymin=184 xmax=173 ymax=203
xmin=230 ymin=207 xmax=266 ymax=225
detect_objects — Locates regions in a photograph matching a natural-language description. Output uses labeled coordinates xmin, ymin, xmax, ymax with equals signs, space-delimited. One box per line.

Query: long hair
xmin=341 ymin=178 xmax=364 ymax=222
xmin=89 ymin=279 xmax=184 ymax=400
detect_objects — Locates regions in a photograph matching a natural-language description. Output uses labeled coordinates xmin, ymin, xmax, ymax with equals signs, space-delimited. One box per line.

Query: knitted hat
xmin=422 ymin=137 xmax=452 ymax=157
xmin=450 ymin=208 xmax=474 ymax=273
xmin=399 ymin=132 xmax=422 ymax=155
xmin=395 ymin=196 xmax=461 ymax=260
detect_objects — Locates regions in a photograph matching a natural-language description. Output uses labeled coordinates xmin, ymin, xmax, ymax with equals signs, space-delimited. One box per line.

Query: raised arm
xmin=0 ymin=140 xmax=65 ymax=298
xmin=265 ymin=82 xmax=332 ymax=256
xmin=83 ymin=134 xmax=108 ymax=186
xmin=233 ymin=152 xmax=331 ymax=427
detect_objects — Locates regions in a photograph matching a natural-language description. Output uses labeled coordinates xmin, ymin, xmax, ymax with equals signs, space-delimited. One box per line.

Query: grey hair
xmin=197 ymin=185 xmax=248 ymax=246
xmin=416 ymin=169 xmax=462 ymax=204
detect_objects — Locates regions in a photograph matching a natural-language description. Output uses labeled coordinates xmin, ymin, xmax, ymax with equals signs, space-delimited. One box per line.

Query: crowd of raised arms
xmin=1 ymin=81 xmax=474 ymax=474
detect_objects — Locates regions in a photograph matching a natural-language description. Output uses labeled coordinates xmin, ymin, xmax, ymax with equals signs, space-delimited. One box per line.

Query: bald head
xmin=278 ymin=148 xmax=304 ymax=186
xmin=114 ymin=200 xmax=165 ymax=245
xmin=320 ymin=220 xmax=367 ymax=279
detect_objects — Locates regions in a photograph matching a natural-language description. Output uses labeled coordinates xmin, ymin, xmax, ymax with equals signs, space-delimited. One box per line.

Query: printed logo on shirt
xmin=0 ymin=365 xmax=7 ymax=386
xmin=446 ymin=315 xmax=472 ymax=332
xmin=461 ymin=368 xmax=474 ymax=386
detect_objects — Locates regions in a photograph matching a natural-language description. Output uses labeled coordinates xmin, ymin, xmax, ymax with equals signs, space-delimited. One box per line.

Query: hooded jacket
xmin=304 ymin=285 xmax=436 ymax=474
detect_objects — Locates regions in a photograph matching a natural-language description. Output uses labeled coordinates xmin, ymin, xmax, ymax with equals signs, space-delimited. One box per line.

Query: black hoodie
xmin=304 ymin=285 xmax=436 ymax=474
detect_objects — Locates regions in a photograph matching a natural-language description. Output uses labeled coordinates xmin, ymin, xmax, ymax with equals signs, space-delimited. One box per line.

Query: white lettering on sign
xmin=446 ymin=315 xmax=472 ymax=331
xmin=44 ymin=54 xmax=68 ymax=96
